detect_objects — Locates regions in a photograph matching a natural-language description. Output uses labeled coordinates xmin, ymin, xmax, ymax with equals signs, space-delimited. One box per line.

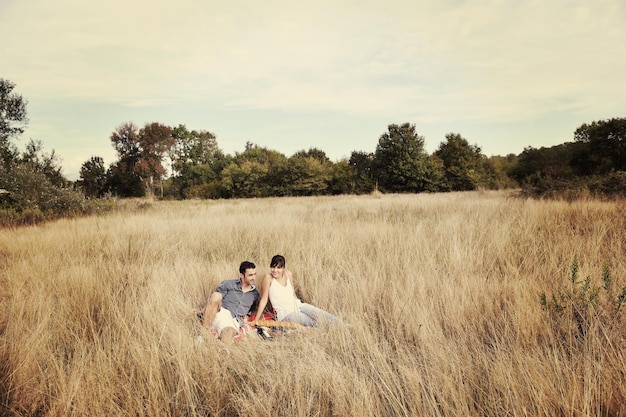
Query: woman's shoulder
xmin=259 ymin=273 xmax=273 ymax=288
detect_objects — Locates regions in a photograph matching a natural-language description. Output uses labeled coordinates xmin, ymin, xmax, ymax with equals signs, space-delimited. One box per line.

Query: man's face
xmin=241 ymin=268 xmax=257 ymax=286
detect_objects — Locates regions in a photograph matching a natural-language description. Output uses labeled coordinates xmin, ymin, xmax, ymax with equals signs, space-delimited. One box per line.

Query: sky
xmin=1 ymin=0 xmax=625 ymax=180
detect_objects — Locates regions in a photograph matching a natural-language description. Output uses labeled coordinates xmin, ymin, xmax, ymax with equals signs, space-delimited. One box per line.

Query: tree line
xmin=1 ymin=78 xmax=625 ymax=225
xmin=77 ymin=121 xmax=516 ymax=199
xmin=82 ymin=118 xmax=625 ymax=201
xmin=511 ymin=119 xmax=626 ymax=199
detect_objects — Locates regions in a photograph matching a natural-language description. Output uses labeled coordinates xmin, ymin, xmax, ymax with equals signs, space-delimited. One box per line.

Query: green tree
xmin=373 ymin=123 xmax=438 ymax=193
xmin=265 ymin=152 xmax=290 ymax=197
xmin=286 ymin=156 xmax=330 ymax=196
xmin=288 ymin=148 xmax=332 ymax=196
xmin=1 ymin=163 xmax=84 ymax=218
xmin=425 ymin=155 xmax=446 ymax=192
xmin=0 ymin=79 xmax=28 ymax=149
xmin=1 ymin=79 xmax=28 ymax=170
xmin=221 ymin=161 xmax=269 ymax=198
xmin=0 ymin=79 xmax=87 ymax=224
xmin=573 ymin=118 xmax=626 ymax=174
xmin=434 ymin=133 xmax=489 ymax=191
xmin=20 ymin=139 xmax=67 ymax=187
xmin=109 ymin=122 xmax=143 ymax=197
xmin=170 ymin=125 xmax=226 ymax=198
xmin=171 ymin=125 xmax=225 ymax=174
xmin=349 ymin=151 xmax=375 ymax=194
xmin=78 ymin=156 xmax=108 ymax=198
xmin=234 ymin=144 xmax=288 ymax=196
xmin=292 ymin=147 xmax=331 ymax=165
xmin=0 ymin=139 xmax=85 ymax=221
xmin=235 ymin=143 xmax=284 ymax=166
xmin=488 ymin=154 xmax=519 ymax=189
xmin=106 ymin=161 xmax=143 ymax=197
xmin=328 ymin=158 xmax=354 ymax=195
xmin=510 ymin=143 xmax=580 ymax=184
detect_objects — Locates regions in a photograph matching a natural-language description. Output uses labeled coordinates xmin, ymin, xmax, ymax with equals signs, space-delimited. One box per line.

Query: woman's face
xmin=270 ymin=264 xmax=284 ymax=278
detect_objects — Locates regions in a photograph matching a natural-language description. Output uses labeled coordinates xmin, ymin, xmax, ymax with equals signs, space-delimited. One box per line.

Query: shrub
xmin=184 ymin=181 xmax=223 ymax=199
xmin=540 ymin=258 xmax=626 ymax=348
xmin=597 ymin=171 xmax=626 ymax=198
xmin=521 ymin=171 xmax=626 ymax=200
xmin=0 ymin=164 xmax=98 ymax=226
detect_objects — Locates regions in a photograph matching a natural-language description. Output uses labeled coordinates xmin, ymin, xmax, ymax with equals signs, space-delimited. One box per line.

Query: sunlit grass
xmin=1 ymin=191 xmax=625 ymax=416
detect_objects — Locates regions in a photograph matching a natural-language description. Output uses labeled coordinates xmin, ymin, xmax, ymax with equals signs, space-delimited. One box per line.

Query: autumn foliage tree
xmin=109 ymin=122 xmax=175 ymax=197
xmin=137 ymin=122 xmax=175 ymax=196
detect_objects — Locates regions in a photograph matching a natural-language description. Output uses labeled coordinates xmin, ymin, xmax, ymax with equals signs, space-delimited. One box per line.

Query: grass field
xmin=1 ymin=191 xmax=625 ymax=416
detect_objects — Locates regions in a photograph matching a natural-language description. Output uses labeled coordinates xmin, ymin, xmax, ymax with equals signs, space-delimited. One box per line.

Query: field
xmin=1 ymin=191 xmax=625 ymax=416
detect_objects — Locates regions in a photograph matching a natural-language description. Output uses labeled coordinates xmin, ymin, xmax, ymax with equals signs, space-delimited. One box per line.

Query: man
xmin=197 ymin=261 xmax=259 ymax=342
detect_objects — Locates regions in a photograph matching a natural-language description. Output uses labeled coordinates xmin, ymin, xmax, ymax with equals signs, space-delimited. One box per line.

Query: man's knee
xmin=200 ymin=292 xmax=223 ymax=328
xmin=220 ymin=326 xmax=238 ymax=342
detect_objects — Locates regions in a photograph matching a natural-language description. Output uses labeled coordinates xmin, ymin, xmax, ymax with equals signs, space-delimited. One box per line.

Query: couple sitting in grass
xmin=196 ymin=254 xmax=338 ymax=342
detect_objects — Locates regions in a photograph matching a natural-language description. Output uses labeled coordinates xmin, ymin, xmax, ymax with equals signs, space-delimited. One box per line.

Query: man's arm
xmin=215 ymin=279 xmax=231 ymax=298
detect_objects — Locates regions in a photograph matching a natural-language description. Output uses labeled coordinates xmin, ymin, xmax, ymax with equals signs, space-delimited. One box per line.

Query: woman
xmin=253 ymin=254 xmax=338 ymax=327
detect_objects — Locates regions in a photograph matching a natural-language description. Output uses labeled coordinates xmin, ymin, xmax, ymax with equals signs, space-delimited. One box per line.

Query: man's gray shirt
xmin=216 ymin=278 xmax=259 ymax=321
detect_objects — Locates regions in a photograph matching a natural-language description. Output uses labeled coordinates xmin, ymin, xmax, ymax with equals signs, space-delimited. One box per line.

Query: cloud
xmin=2 ymin=0 xmax=626 ymax=180
xmin=5 ymin=0 xmax=624 ymax=118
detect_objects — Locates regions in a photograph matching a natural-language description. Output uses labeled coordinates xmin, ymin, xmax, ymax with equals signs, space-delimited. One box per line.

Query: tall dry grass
xmin=1 ymin=191 xmax=625 ymax=416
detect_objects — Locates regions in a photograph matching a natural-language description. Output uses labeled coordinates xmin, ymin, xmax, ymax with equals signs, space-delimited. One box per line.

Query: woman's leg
xmin=299 ymin=303 xmax=338 ymax=325
xmin=283 ymin=309 xmax=316 ymax=327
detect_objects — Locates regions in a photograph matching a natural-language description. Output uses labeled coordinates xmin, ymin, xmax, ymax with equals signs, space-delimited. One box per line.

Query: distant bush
xmin=0 ymin=165 xmax=119 ymax=227
xmin=184 ymin=181 xmax=223 ymax=199
xmin=594 ymin=171 xmax=626 ymax=198
xmin=520 ymin=171 xmax=626 ymax=200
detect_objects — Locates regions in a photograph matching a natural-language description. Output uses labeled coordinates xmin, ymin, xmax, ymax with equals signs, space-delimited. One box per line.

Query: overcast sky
xmin=2 ymin=0 xmax=625 ymax=180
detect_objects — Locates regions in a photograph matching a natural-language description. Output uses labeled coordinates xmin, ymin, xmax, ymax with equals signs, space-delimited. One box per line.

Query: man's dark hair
xmin=270 ymin=255 xmax=285 ymax=268
xmin=239 ymin=261 xmax=256 ymax=274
